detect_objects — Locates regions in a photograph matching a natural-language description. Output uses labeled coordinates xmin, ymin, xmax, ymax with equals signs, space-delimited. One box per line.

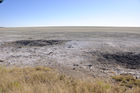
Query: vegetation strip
xmin=0 ymin=66 xmax=139 ymax=93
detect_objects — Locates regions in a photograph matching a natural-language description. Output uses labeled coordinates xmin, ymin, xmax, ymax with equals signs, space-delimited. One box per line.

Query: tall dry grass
xmin=0 ymin=66 xmax=139 ymax=93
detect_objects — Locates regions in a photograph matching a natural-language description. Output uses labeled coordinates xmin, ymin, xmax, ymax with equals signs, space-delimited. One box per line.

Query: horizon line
xmin=1 ymin=26 xmax=140 ymax=28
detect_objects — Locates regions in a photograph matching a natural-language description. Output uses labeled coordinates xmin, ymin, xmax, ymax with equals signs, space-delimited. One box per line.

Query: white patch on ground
xmin=0 ymin=29 xmax=140 ymax=78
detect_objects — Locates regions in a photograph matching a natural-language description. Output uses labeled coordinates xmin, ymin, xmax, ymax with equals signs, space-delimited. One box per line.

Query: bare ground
xmin=0 ymin=27 xmax=140 ymax=78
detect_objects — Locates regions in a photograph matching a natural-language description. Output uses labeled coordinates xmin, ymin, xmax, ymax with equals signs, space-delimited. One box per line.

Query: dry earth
xmin=0 ymin=27 xmax=140 ymax=78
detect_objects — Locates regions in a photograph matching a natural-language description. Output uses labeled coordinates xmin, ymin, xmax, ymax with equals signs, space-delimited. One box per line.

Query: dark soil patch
xmin=88 ymin=51 xmax=140 ymax=69
xmin=102 ymin=52 xmax=140 ymax=69
xmin=4 ymin=40 xmax=69 ymax=47
xmin=0 ymin=59 xmax=4 ymax=62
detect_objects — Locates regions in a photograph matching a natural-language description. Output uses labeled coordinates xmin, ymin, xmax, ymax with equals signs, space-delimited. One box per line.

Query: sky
xmin=0 ymin=0 xmax=140 ymax=27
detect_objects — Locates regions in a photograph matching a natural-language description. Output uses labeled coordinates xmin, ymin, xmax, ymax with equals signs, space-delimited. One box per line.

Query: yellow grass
xmin=0 ymin=66 xmax=139 ymax=93
xmin=112 ymin=74 xmax=140 ymax=88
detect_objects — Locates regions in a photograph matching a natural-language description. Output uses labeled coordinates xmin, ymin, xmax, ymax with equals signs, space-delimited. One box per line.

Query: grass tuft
xmin=112 ymin=74 xmax=140 ymax=88
xmin=0 ymin=66 xmax=139 ymax=93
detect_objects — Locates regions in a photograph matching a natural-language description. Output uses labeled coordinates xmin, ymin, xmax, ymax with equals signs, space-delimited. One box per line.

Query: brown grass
xmin=112 ymin=74 xmax=140 ymax=88
xmin=0 ymin=66 xmax=139 ymax=93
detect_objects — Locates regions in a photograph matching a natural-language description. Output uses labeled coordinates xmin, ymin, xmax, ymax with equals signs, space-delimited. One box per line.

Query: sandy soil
xmin=0 ymin=27 xmax=140 ymax=78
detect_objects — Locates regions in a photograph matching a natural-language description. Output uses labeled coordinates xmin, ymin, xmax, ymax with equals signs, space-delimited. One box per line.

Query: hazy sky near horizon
xmin=0 ymin=0 xmax=140 ymax=27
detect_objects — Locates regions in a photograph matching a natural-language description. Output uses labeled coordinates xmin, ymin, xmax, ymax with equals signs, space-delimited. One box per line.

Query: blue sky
xmin=0 ymin=0 xmax=140 ymax=27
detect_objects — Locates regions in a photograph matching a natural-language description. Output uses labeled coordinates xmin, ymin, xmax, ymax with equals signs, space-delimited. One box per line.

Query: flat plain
xmin=0 ymin=27 xmax=140 ymax=78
